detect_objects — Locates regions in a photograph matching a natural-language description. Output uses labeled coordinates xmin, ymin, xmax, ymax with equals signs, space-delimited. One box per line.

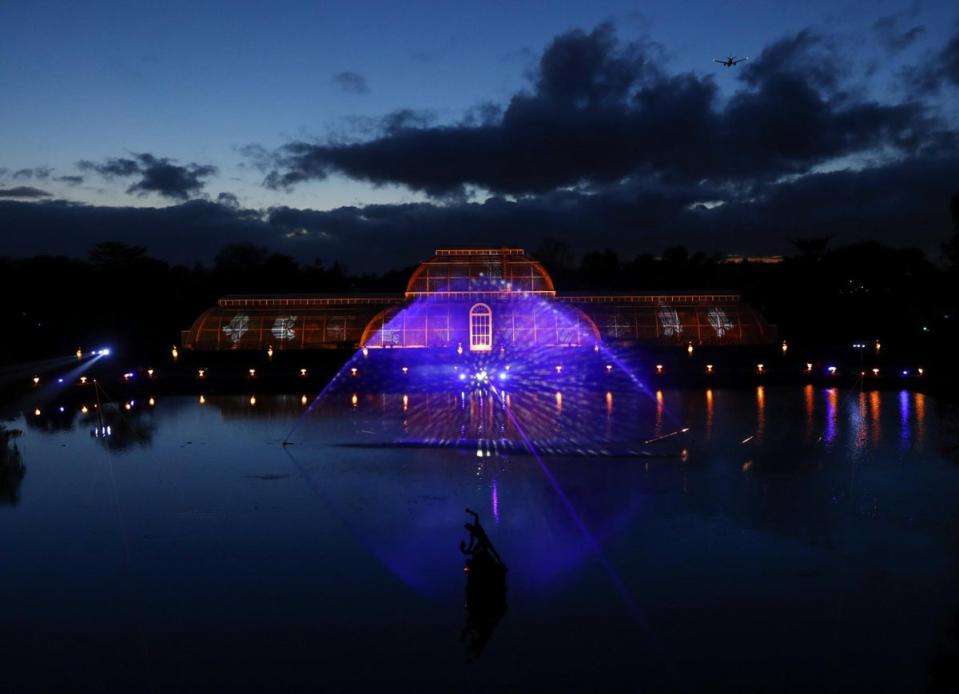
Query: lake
xmin=2 ymin=385 xmax=957 ymax=692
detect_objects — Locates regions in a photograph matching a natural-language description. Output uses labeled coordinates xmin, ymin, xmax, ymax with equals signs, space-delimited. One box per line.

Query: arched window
xmin=469 ymin=303 xmax=492 ymax=352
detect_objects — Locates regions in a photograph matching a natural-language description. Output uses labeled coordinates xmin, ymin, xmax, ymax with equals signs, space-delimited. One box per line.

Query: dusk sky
xmin=2 ymin=0 xmax=958 ymax=270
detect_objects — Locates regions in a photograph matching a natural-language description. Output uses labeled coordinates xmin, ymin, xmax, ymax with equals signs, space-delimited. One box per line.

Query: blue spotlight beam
xmin=2 ymin=353 xmax=107 ymax=419
xmin=281 ymin=333 xmax=383 ymax=445
xmin=285 ymin=290 xmax=686 ymax=453
xmin=490 ymin=382 xmax=679 ymax=683
xmin=0 ymin=353 xmax=80 ymax=384
xmin=490 ymin=384 xmax=641 ymax=615
xmin=279 ymin=287 xmax=693 ymax=686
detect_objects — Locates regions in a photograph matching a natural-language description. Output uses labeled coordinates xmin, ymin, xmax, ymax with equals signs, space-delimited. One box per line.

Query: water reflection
xmin=0 ymin=425 xmax=25 ymax=504
xmin=869 ymin=390 xmax=881 ymax=448
xmin=306 ymin=387 xmax=681 ymax=458
xmin=705 ymin=389 xmax=714 ymax=442
xmin=24 ymin=384 xmax=925 ymax=467
xmin=20 ymin=404 xmax=156 ymax=454
xmin=605 ymin=391 xmax=613 ymax=439
xmin=755 ymin=386 xmax=765 ymax=443
xmin=202 ymin=385 xmax=937 ymax=462
xmin=91 ymin=413 xmax=156 ymax=452
xmin=2 ymin=387 xmax=949 ymax=690
xmin=23 ymin=407 xmax=77 ymax=433
xmin=824 ymin=388 xmax=838 ymax=445
xmin=899 ymin=390 xmax=911 ymax=448
xmin=264 ymin=385 xmax=941 ymax=613
xmin=655 ymin=390 xmax=664 ymax=438
xmin=942 ymin=402 xmax=959 ymax=464
xmin=460 ymin=509 xmax=508 ymax=661
xmin=915 ymin=392 xmax=926 ymax=451
xmin=854 ymin=391 xmax=868 ymax=449
xmin=803 ymin=384 xmax=814 ymax=444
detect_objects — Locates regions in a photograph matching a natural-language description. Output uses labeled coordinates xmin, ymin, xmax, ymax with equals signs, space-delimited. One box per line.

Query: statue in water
xmin=459 ymin=508 xmax=507 ymax=661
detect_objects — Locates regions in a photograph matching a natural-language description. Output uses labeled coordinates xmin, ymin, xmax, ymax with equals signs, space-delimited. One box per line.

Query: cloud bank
xmin=78 ymin=153 xmax=218 ymax=200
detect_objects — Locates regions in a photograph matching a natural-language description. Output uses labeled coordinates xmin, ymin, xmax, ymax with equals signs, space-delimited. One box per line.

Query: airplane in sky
xmin=714 ymin=55 xmax=748 ymax=67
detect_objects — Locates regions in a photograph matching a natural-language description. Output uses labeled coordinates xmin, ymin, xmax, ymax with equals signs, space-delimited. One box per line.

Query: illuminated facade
xmin=182 ymin=248 xmax=773 ymax=351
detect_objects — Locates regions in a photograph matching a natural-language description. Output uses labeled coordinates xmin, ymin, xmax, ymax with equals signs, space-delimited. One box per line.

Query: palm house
xmin=181 ymin=248 xmax=773 ymax=352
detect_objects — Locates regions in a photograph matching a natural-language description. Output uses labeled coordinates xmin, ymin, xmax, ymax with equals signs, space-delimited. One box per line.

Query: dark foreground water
xmin=2 ymin=386 xmax=959 ymax=692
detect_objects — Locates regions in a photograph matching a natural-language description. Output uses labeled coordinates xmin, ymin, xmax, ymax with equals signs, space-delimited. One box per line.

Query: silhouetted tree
xmin=214 ymin=243 xmax=270 ymax=275
xmin=580 ymin=249 xmax=621 ymax=289
xmin=0 ymin=235 xmax=954 ymax=367
xmin=535 ymin=237 xmax=574 ymax=272
xmin=89 ymin=241 xmax=149 ymax=267
xmin=789 ymin=236 xmax=833 ymax=260
xmin=661 ymin=245 xmax=689 ymax=266
xmin=261 ymin=253 xmax=301 ymax=290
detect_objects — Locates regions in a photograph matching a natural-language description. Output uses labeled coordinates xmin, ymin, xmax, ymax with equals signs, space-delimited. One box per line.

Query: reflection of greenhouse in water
xmin=214 ymin=387 xmax=685 ymax=458
xmin=182 ymin=248 xmax=773 ymax=351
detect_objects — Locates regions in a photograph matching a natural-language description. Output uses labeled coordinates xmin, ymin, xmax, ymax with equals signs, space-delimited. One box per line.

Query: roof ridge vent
xmin=434 ymin=248 xmax=526 ymax=256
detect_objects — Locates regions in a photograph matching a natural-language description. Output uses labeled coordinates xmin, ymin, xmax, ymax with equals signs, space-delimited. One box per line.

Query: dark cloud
xmin=0 ymin=186 xmax=51 ymax=199
xmin=944 ymin=29 xmax=959 ymax=87
xmin=333 ymin=71 xmax=370 ymax=94
xmin=217 ymin=191 xmax=241 ymax=208
xmin=872 ymin=14 xmax=926 ymax=52
xmin=684 ymin=154 xmax=959 ymax=253
xmin=379 ymin=108 xmax=435 ymax=133
xmin=258 ymin=25 xmax=947 ymax=197
xmin=78 ymin=153 xmax=217 ymax=200
xmin=81 ymin=158 xmax=138 ymax=177
xmin=901 ymin=25 xmax=959 ymax=93
xmin=235 ymin=143 xmax=272 ymax=172
xmin=460 ymin=102 xmax=503 ymax=127
xmin=738 ymin=30 xmax=843 ymax=92
xmin=55 ymin=175 xmax=84 ymax=185
xmin=262 ymin=153 xmax=959 ymax=268
xmin=263 ymin=181 xmax=712 ymax=266
xmin=327 ymin=109 xmax=441 ymax=144
xmin=532 ymin=23 xmax=656 ymax=106
xmin=2 ymin=22 xmax=955 ymax=271
xmin=1 ymin=151 xmax=954 ymax=271
xmin=12 ymin=167 xmax=52 ymax=180
xmin=0 ymin=199 xmax=269 ymax=265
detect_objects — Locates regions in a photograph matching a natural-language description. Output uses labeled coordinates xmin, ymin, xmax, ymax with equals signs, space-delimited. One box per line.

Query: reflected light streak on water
xmin=605 ymin=391 xmax=614 ymax=439
xmin=854 ymin=392 xmax=868 ymax=450
xmin=3 ymin=387 xmax=949 ymax=691
xmin=915 ymin=392 xmax=926 ymax=451
xmin=285 ymin=289 xmax=686 ymax=456
xmin=705 ymin=388 xmax=714 ymax=443
xmin=899 ymin=390 xmax=911 ymax=448
xmin=755 ymin=386 xmax=765 ymax=443
xmin=869 ymin=390 xmax=881 ymax=448
xmin=824 ymin=388 xmax=838 ymax=445
xmin=655 ymin=390 xmax=664 ymax=438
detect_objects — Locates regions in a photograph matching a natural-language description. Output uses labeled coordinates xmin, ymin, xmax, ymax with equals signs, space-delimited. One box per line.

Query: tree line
xmin=1 ymin=200 xmax=956 ymax=366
